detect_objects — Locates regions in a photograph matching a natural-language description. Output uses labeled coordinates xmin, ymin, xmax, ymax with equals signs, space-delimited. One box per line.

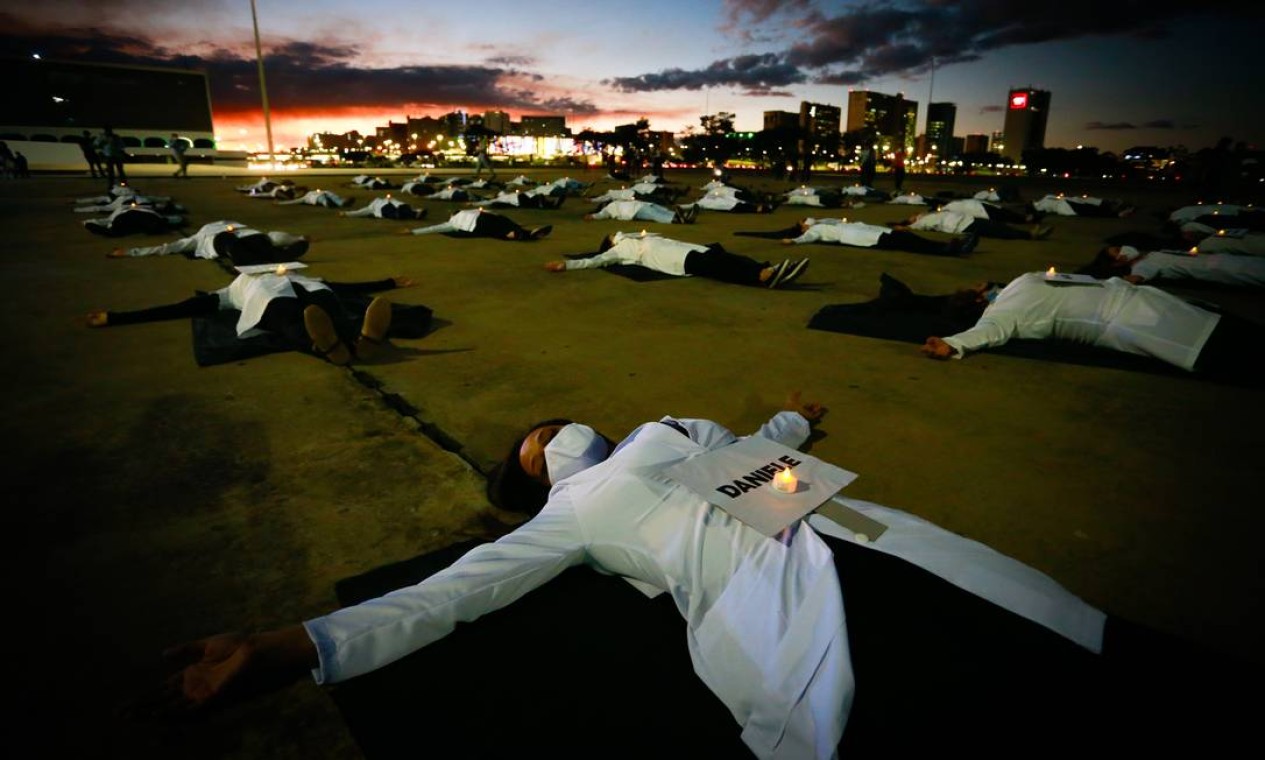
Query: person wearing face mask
xmin=143 ymin=391 xmax=1195 ymax=757
xmin=921 ymin=271 xmax=1258 ymax=381
xmin=1080 ymin=245 xmax=1265 ymax=288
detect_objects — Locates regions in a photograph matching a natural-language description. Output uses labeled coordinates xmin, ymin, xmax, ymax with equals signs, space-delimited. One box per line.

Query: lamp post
xmin=249 ymin=0 xmax=275 ymax=167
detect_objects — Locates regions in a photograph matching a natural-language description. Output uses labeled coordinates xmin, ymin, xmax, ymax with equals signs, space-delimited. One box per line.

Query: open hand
xmin=921 ymin=336 xmax=956 ymax=360
xmin=783 ymin=391 xmax=827 ymax=423
xmin=544 ymin=261 xmax=566 ymax=272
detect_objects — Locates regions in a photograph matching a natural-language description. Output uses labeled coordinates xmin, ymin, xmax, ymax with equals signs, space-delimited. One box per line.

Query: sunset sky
xmin=3 ymin=0 xmax=1260 ymax=154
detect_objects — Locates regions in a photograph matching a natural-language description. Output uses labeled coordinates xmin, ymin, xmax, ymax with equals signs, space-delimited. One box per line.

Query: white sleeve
xmin=125 ymin=236 xmax=195 ymax=257
xmin=750 ymin=411 xmax=811 ymax=449
xmin=941 ymin=312 xmax=1020 ymax=357
xmin=304 ymin=501 xmax=586 ymax=684
xmin=564 ymin=251 xmax=622 ymax=270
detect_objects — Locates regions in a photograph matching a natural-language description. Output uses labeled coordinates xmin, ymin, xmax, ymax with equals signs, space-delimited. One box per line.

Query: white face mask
xmin=544 ymin=424 xmax=609 ymax=484
xmin=1118 ymin=245 xmax=1143 ymax=262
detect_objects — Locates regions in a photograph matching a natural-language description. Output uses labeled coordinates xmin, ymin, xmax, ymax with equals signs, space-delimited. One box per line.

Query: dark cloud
xmin=606 ymin=52 xmax=805 ymax=93
xmin=1086 ymin=121 xmax=1139 ymax=130
xmin=979 ymin=105 xmax=1003 ymax=114
xmin=621 ymin=2 xmax=1249 ymax=92
xmin=1087 ymin=119 xmax=1188 ymax=130
xmin=486 ymin=54 xmax=536 ymax=66
xmin=0 ymin=16 xmax=597 ymax=115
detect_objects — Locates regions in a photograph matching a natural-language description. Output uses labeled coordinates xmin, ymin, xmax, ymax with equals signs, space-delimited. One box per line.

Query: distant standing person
xmin=100 ymin=126 xmax=127 ymax=188
xmin=79 ymin=130 xmax=104 ymax=178
xmin=170 ymin=133 xmax=190 ymax=178
xmin=859 ymin=146 xmax=877 ymax=188
xmin=474 ymin=135 xmax=496 ymax=179
xmin=892 ymin=149 xmax=907 ymax=192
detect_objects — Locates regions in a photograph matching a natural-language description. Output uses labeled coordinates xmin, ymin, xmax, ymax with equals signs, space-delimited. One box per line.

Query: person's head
xmin=486 ymin=419 xmax=613 ymax=514
xmin=1080 ymin=245 xmax=1140 ymax=278
xmin=943 ymin=283 xmax=992 ymax=325
xmin=599 ymin=233 xmax=618 ymax=253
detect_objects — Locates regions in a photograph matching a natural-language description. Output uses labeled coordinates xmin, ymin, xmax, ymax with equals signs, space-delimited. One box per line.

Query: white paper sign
xmin=234 ymin=261 xmax=309 ymax=274
xmin=664 ymin=436 xmax=857 ymax=536
xmin=1043 ymin=272 xmax=1102 ymax=286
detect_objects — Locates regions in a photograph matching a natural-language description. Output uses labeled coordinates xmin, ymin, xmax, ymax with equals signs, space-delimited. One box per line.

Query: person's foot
xmin=355 ymin=297 xmax=393 ymax=361
xmin=766 ymin=260 xmax=791 ymax=288
xmin=677 ymin=204 xmax=699 ymax=224
xmin=948 ymin=233 xmax=979 ymax=256
xmin=1031 ymin=224 xmax=1053 ymax=240
xmin=304 ymin=305 xmax=352 ymax=365
xmin=775 ymin=258 xmax=810 ymax=288
xmin=528 ymin=225 xmax=553 ymax=240
xmin=414 ymin=207 xmax=429 ymax=220
xmin=1118 ymin=205 xmax=1136 ymax=218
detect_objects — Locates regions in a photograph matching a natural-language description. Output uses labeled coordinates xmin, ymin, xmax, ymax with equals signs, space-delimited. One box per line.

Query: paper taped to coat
xmin=665 ymin=436 xmax=857 ymax=536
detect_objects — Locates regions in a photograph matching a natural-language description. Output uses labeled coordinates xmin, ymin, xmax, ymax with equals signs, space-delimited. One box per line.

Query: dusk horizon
xmin=3 ymin=1 xmax=1261 ymax=154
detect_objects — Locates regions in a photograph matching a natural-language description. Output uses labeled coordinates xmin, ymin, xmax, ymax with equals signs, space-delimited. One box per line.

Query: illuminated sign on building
xmin=1009 ymin=92 xmax=1029 ymax=110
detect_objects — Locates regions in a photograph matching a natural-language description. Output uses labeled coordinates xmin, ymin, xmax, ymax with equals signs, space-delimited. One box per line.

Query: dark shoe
xmin=776 ymin=259 xmax=810 ymax=287
xmin=678 ymin=204 xmax=698 ymax=224
xmin=948 ymin=233 xmax=979 ymax=256
xmin=528 ymin=225 xmax=553 ymax=240
xmin=1032 ymin=224 xmax=1053 ymax=240
xmin=766 ymin=260 xmax=790 ymax=288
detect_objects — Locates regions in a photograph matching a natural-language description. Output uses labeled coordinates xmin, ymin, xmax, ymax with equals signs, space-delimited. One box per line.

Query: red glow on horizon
xmin=213 ymin=105 xmax=699 ymax=151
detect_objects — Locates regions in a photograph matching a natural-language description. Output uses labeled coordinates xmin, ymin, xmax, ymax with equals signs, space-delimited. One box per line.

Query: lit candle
xmin=640 ymin=229 xmax=647 ymax=237
xmin=275 ymin=264 xmax=288 ymax=275
xmin=226 ymin=225 xmax=235 ymax=232
xmin=1047 ymin=266 xmax=1057 ymax=276
xmin=772 ymin=467 xmax=797 ymax=493
xmin=1190 ymin=246 xmax=1199 ymax=255
xmin=1216 ymin=229 xmax=1226 ymax=236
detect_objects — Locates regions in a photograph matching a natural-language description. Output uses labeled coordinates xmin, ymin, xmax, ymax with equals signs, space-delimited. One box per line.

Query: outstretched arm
xmin=131 ymin=626 xmax=317 ymax=717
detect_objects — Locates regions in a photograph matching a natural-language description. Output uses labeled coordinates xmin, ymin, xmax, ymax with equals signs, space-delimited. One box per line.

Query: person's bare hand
xmin=128 ymin=627 xmax=314 ymax=719
xmin=107 ymin=248 xmax=127 ymax=258
xmin=396 ymin=228 xmax=414 ymax=235
xmin=544 ymin=261 xmax=566 ymax=272
xmin=85 ymin=309 xmax=109 ymax=328
xmin=783 ymin=391 xmax=827 ymax=423
xmin=921 ymin=336 xmax=956 ymax=360
xmin=780 ymin=239 xmax=795 ymax=245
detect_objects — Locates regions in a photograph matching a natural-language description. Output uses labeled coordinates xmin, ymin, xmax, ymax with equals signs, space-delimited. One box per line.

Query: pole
xmin=250 ymin=0 xmax=275 ymax=166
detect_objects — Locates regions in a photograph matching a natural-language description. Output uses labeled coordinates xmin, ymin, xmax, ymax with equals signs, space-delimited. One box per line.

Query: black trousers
xmin=825 ymin=531 xmax=1263 ymax=754
xmin=875 ymin=229 xmax=954 ymax=256
xmin=1193 ymin=309 xmax=1258 ymax=383
xmin=212 ymin=232 xmax=309 ymax=265
xmin=682 ymin=245 xmax=769 ymax=285
xmin=980 ymin=203 xmax=1028 ymax=223
xmin=966 ymin=218 xmax=1029 ymax=239
xmin=470 ymin=212 xmax=527 ymax=238
xmin=106 ymin=280 xmax=394 ymax=354
xmin=101 ymin=209 xmax=171 ymax=237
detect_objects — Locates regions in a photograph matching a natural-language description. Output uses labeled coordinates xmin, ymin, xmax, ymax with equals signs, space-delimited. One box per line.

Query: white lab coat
xmin=564 ymin=231 xmax=703 ymax=274
xmin=943 ymin=272 xmax=1221 ymax=370
xmin=304 ymin=410 xmax=1108 ymax=759
xmin=1131 ymin=250 xmax=1265 ymax=287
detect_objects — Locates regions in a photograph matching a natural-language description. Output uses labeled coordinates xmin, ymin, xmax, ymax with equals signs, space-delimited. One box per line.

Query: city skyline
xmin=2 ymin=1 xmax=1260 ymax=154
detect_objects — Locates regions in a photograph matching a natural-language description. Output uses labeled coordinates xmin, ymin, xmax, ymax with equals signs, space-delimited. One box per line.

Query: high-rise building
xmin=520 ymin=115 xmax=568 ymax=136
xmin=1001 ymin=87 xmax=1050 ymax=161
xmin=482 ymin=111 xmax=511 ymax=134
xmin=925 ymin=102 xmax=956 ymax=159
xmin=963 ymin=134 xmax=990 ymax=155
xmin=845 ymin=90 xmax=917 ymax=155
xmin=799 ymin=101 xmax=842 ymax=161
xmin=763 ymin=110 xmax=799 ymax=132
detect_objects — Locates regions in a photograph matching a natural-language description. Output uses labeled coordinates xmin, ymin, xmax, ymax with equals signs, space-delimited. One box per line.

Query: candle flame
xmin=1190 ymin=246 xmax=1199 ymax=255
xmin=1217 ymin=229 xmax=1226 ymax=236
xmin=1047 ymin=266 xmax=1057 ymax=276
xmin=275 ymin=265 xmax=287 ymax=275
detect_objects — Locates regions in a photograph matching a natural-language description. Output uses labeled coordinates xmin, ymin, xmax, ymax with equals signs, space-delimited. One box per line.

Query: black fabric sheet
xmin=806 ymin=297 xmax=1192 ymax=377
xmin=324 ymin=535 xmax=1261 ymax=758
xmin=190 ymin=295 xmax=433 ymax=367
xmin=563 ymin=252 xmax=679 ymax=282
